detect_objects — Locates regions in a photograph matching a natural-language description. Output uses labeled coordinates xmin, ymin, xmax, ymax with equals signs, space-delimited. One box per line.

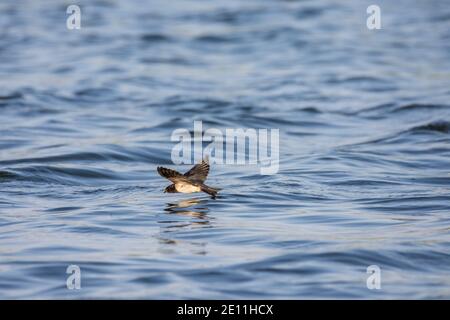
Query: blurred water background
xmin=1 ymin=0 xmax=450 ymax=299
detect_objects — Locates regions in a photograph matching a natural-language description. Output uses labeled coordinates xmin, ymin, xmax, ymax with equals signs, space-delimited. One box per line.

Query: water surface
xmin=1 ymin=0 xmax=450 ymax=299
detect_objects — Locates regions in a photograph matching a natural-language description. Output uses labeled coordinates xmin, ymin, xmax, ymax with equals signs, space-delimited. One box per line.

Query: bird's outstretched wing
xmin=184 ymin=157 xmax=210 ymax=184
xmin=157 ymin=167 xmax=190 ymax=184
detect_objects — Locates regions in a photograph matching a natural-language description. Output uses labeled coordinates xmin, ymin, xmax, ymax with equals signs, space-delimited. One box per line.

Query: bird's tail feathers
xmin=201 ymin=185 xmax=219 ymax=198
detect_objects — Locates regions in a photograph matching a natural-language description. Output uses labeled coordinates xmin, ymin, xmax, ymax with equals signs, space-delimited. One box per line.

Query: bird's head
xmin=164 ymin=185 xmax=176 ymax=193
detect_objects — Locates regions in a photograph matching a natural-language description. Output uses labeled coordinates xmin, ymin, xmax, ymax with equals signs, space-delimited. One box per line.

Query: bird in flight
xmin=157 ymin=157 xmax=219 ymax=198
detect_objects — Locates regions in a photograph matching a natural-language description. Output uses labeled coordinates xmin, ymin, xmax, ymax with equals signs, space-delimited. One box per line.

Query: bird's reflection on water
xmin=156 ymin=197 xmax=213 ymax=254
xmin=157 ymin=197 xmax=212 ymax=229
xmin=164 ymin=197 xmax=210 ymax=222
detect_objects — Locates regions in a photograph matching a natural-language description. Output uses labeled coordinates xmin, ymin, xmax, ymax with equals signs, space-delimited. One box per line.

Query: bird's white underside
xmin=175 ymin=182 xmax=201 ymax=193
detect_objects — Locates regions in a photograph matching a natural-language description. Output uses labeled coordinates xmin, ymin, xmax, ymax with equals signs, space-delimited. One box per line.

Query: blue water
xmin=1 ymin=0 xmax=450 ymax=299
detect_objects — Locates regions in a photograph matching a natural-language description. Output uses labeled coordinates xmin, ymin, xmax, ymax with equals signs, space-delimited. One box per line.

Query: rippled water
xmin=1 ymin=0 xmax=450 ymax=299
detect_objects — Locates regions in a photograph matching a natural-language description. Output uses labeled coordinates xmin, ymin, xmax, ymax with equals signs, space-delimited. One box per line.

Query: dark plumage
xmin=157 ymin=157 xmax=219 ymax=198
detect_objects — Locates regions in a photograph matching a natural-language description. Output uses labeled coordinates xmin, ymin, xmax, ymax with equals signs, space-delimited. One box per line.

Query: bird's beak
xmin=163 ymin=189 xmax=166 ymax=193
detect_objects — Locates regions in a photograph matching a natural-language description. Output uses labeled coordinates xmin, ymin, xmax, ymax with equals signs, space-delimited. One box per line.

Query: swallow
xmin=157 ymin=157 xmax=219 ymax=198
